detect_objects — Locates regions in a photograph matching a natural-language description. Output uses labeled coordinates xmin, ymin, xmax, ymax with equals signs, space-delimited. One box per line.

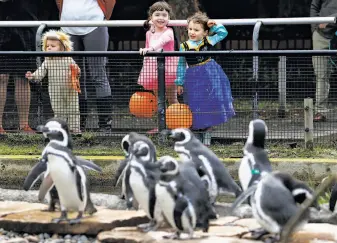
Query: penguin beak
xmin=36 ymin=125 xmax=50 ymax=133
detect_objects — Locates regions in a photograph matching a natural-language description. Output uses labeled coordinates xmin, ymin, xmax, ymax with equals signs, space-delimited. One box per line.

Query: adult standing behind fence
xmin=310 ymin=0 xmax=337 ymax=122
xmin=0 ymin=0 xmax=41 ymax=134
xmin=55 ymin=0 xmax=116 ymax=131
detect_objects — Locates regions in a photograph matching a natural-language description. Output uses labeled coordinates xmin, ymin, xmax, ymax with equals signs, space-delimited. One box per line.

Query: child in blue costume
xmin=175 ymin=12 xmax=235 ymax=145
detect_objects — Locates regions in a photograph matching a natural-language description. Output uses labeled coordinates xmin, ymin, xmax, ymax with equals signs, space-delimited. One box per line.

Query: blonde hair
xmin=187 ymin=12 xmax=210 ymax=31
xmin=42 ymin=30 xmax=73 ymax=52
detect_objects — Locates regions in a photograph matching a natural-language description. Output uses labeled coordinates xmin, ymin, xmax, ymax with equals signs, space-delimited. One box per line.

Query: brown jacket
xmin=55 ymin=0 xmax=116 ymax=20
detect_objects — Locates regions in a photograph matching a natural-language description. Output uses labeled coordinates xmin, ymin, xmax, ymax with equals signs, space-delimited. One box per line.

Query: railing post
xmin=304 ymin=98 xmax=314 ymax=150
xmin=157 ymin=55 xmax=166 ymax=143
xmin=35 ymin=24 xmax=47 ymax=125
xmin=252 ymin=21 xmax=262 ymax=120
xmin=278 ymin=56 xmax=287 ymax=118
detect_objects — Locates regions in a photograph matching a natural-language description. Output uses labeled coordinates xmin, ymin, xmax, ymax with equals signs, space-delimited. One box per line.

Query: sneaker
xmin=20 ymin=125 xmax=35 ymax=133
xmin=147 ymin=128 xmax=159 ymax=135
xmin=0 ymin=127 xmax=6 ymax=135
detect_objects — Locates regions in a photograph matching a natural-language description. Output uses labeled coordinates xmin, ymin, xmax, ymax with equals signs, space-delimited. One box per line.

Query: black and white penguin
xmin=35 ymin=121 xmax=94 ymax=224
xmin=329 ymin=182 xmax=337 ymax=212
xmin=231 ymin=172 xmax=310 ymax=242
xmin=113 ymin=132 xmax=157 ymax=209
xmin=165 ymin=128 xmax=242 ymax=203
xmin=155 ymin=155 xmax=216 ymax=239
xmin=127 ymin=140 xmax=163 ymax=232
xmin=23 ymin=118 xmax=100 ymax=214
xmin=273 ymin=171 xmax=316 ymax=206
xmin=239 ymin=119 xmax=272 ymax=192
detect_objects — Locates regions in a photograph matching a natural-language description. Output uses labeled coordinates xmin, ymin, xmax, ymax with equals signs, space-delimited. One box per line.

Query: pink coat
xmin=138 ymin=27 xmax=178 ymax=90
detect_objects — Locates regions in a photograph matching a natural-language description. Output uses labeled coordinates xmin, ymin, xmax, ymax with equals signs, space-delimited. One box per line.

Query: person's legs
xmin=14 ymin=77 xmax=33 ymax=131
xmin=0 ymin=74 xmax=9 ymax=134
xmin=82 ymin=27 xmax=113 ymax=130
xmin=67 ymin=90 xmax=81 ymax=133
xmin=312 ymin=30 xmax=331 ymax=121
xmin=69 ymin=34 xmax=88 ymax=130
xmin=166 ymin=84 xmax=178 ymax=105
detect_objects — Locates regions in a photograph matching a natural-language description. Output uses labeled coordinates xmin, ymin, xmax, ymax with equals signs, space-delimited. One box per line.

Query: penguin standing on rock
xmin=239 ymin=119 xmax=272 ymax=192
xmin=113 ymin=132 xmax=157 ymax=209
xmin=329 ymin=182 xmax=337 ymax=212
xmin=23 ymin=118 xmax=100 ymax=214
xmin=127 ymin=140 xmax=163 ymax=232
xmin=163 ymin=128 xmax=242 ymax=204
xmin=34 ymin=121 xmax=95 ymax=224
xmin=231 ymin=171 xmax=310 ymax=242
xmin=155 ymin=156 xmax=216 ymax=239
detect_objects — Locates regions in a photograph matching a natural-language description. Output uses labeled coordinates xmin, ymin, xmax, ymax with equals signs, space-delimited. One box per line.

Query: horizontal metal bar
xmin=1 ymin=50 xmax=337 ymax=56
xmin=0 ymin=17 xmax=335 ymax=27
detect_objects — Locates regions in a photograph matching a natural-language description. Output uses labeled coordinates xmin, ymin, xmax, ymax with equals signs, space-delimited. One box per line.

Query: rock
xmin=0 ymin=201 xmax=148 ymax=235
xmin=97 ymin=218 xmax=337 ymax=243
xmin=24 ymin=235 xmax=39 ymax=242
xmin=6 ymin=238 xmax=29 ymax=243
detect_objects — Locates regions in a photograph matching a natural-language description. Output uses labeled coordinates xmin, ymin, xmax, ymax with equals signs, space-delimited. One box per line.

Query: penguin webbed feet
xmin=137 ymin=220 xmax=157 ymax=232
xmin=51 ymin=211 xmax=69 ymax=223
xmin=248 ymin=228 xmax=270 ymax=240
xmin=69 ymin=211 xmax=83 ymax=225
xmin=163 ymin=231 xmax=181 ymax=240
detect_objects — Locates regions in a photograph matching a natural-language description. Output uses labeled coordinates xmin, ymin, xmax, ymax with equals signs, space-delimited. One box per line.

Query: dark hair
xmin=143 ymin=1 xmax=180 ymax=51
xmin=143 ymin=1 xmax=174 ymax=31
xmin=187 ymin=12 xmax=210 ymax=31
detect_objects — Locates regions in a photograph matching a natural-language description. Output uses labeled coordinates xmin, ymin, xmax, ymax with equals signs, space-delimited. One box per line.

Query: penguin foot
xmin=51 ymin=211 xmax=68 ymax=223
xmin=137 ymin=221 xmax=157 ymax=232
xmin=249 ymin=228 xmax=270 ymax=240
xmin=163 ymin=231 xmax=180 ymax=239
xmin=263 ymin=234 xmax=280 ymax=243
xmin=69 ymin=212 xmax=83 ymax=225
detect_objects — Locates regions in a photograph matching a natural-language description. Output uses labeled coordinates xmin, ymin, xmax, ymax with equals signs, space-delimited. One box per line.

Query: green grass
xmin=1 ymin=133 xmax=337 ymax=159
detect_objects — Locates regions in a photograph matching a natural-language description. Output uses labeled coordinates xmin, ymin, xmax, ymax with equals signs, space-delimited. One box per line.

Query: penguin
xmin=272 ymin=171 xmax=316 ymax=206
xmin=126 ymin=140 xmax=163 ymax=232
xmin=155 ymin=155 xmax=216 ymax=239
xmin=165 ymin=128 xmax=242 ymax=204
xmin=113 ymin=132 xmax=157 ymax=209
xmin=35 ymin=123 xmax=93 ymax=224
xmin=23 ymin=118 xmax=100 ymax=214
xmin=239 ymin=119 xmax=272 ymax=192
xmin=231 ymin=172 xmax=310 ymax=242
xmin=329 ymin=182 xmax=337 ymax=212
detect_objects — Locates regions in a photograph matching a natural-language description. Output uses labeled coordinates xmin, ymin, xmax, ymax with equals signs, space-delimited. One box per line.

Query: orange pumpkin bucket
xmin=129 ymin=92 xmax=157 ymax=118
xmin=166 ymin=104 xmax=193 ymax=129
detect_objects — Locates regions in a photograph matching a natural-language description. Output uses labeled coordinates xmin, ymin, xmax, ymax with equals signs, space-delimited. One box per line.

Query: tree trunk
xmin=167 ymin=0 xmax=200 ymax=42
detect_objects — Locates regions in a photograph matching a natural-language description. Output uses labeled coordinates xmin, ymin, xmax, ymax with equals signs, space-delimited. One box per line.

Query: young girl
xmin=138 ymin=1 xmax=179 ymax=133
xmin=25 ymin=30 xmax=81 ymax=134
xmin=175 ymin=12 xmax=236 ymax=145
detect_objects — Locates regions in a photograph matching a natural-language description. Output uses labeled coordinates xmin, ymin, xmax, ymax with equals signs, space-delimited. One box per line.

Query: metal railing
xmin=1 ymin=50 xmax=337 ymax=146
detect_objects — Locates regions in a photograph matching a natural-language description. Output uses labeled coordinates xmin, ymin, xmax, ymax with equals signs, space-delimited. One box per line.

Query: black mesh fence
xmin=1 ymin=50 xmax=337 ymax=145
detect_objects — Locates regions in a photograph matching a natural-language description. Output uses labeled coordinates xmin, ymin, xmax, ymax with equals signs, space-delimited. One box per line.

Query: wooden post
xmin=304 ymin=98 xmax=314 ymax=150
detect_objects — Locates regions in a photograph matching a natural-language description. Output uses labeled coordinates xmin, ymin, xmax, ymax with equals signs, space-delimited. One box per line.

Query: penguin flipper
xmin=230 ymin=184 xmax=257 ymax=213
xmin=113 ymin=159 xmax=128 ymax=187
xmin=38 ymin=171 xmax=54 ymax=202
xmin=23 ymin=159 xmax=47 ymax=191
xmin=329 ymin=182 xmax=337 ymax=212
xmin=75 ymin=156 xmax=102 ymax=173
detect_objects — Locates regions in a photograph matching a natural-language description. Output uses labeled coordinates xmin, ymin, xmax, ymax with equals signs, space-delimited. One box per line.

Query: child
xmin=175 ymin=12 xmax=236 ymax=145
xmin=26 ymin=30 xmax=81 ymax=134
xmin=138 ymin=1 xmax=179 ymax=133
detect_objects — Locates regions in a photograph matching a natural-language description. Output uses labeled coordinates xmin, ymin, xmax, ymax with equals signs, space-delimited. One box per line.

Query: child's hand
xmin=207 ymin=20 xmax=216 ymax=28
xmin=25 ymin=71 xmax=33 ymax=80
xmin=319 ymin=23 xmax=328 ymax=29
xmin=139 ymin=47 xmax=154 ymax=55
xmin=177 ymin=86 xmax=184 ymax=95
